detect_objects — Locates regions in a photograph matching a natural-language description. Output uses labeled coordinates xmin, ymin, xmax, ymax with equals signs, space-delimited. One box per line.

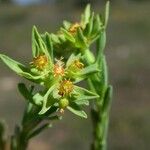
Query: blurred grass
xmin=0 ymin=1 xmax=150 ymax=150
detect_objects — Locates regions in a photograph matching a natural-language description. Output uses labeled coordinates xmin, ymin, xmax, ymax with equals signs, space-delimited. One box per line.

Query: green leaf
xmin=61 ymin=28 xmax=75 ymax=43
xmin=74 ymin=99 xmax=89 ymax=106
xmin=75 ymin=28 xmax=87 ymax=48
xmin=63 ymin=20 xmax=71 ymax=30
xmin=58 ymin=34 xmax=66 ymax=43
xmin=32 ymin=26 xmax=44 ymax=57
xmin=91 ymin=15 xmax=103 ymax=36
xmin=39 ymin=85 xmax=56 ymax=115
xmin=73 ymin=86 xmax=99 ymax=101
xmin=45 ymin=32 xmax=53 ymax=63
xmin=18 ymin=83 xmax=32 ymax=101
xmin=79 ymin=63 xmax=100 ymax=77
xmin=86 ymin=12 xmax=94 ymax=36
xmin=41 ymin=106 xmax=58 ymax=117
xmin=81 ymin=4 xmax=91 ymax=28
xmin=28 ymin=123 xmax=52 ymax=139
xmin=46 ymin=115 xmax=62 ymax=121
xmin=96 ymin=31 xmax=106 ymax=61
xmin=32 ymin=26 xmax=50 ymax=58
xmin=67 ymin=103 xmax=87 ymax=118
xmin=100 ymin=55 xmax=108 ymax=87
xmin=0 ymin=54 xmax=26 ymax=74
xmin=0 ymin=54 xmax=43 ymax=82
xmin=18 ymin=83 xmax=44 ymax=106
xmin=105 ymin=1 xmax=110 ymax=28
xmin=72 ymin=63 xmax=100 ymax=83
xmin=32 ymin=26 xmax=38 ymax=57
xmin=51 ymin=33 xmax=61 ymax=44
xmin=92 ymin=55 xmax=108 ymax=96
xmin=102 ymin=85 xmax=113 ymax=113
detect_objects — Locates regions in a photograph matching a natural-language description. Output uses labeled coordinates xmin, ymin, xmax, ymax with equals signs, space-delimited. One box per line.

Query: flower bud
xmin=59 ymin=98 xmax=69 ymax=109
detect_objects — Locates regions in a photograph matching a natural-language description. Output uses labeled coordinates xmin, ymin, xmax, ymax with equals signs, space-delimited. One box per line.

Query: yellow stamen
xmin=73 ymin=60 xmax=84 ymax=69
xmin=53 ymin=58 xmax=65 ymax=77
xmin=69 ymin=23 xmax=81 ymax=34
xmin=31 ymin=55 xmax=48 ymax=70
xmin=58 ymin=80 xmax=74 ymax=96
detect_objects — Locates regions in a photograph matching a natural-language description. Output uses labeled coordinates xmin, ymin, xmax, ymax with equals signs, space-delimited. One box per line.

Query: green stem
xmin=83 ymin=42 xmax=112 ymax=150
xmin=0 ymin=121 xmax=8 ymax=150
xmin=10 ymin=105 xmax=40 ymax=150
xmin=10 ymin=104 xmax=57 ymax=150
xmin=91 ymin=105 xmax=110 ymax=150
xmin=83 ymin=48 xmax=95 ymax=64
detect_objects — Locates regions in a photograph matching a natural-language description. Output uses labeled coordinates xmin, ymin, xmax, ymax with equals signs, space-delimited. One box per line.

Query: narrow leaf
xmin=67 ymin=103 xmax=87 ymax=118
xmin=81 ymin=4 xmax=91 ymax=27
xmin=18 ymin=83 xmax=32 ymax=101
xmin=73 ymin=85 xmax=99 ymax=101
xmin=45 ymin=32 xmax=53 ymax=63
xmin=32 ymin=26 xmax=50 ymax=58
xmin=39 ymin=85 xmax=56 ymax=115
xmin=96 ymin=31 xmax=106 ymax=61
xmin=28 ymin=123 xmax=52 ymax=139
xmin=0 ymin=54 xmax=27 ymax=74
xmin=0 ymin=54 xmax=43 ymax=81
xmin=87 ymin=12 xmax=94 ymax=36
xmin=102 ymin=85 xmax=113 ymax=113
xmin=51 ymin=33 xmax=61 ymax=44
xmin=74 ymin=99 xmax=89 ymax=106
xmin=63 ymin=20 xmax=71 ymax=30
xmin=61 ymin=28 xmax=75 ymax=43
xmin=91 ymin=15 xmax=103 ymax=36
xmin=79 ymin=63 xmax=100 ymax=77
xmin=32 ymin=26 xmax=38 ymax=57
xmin=105 ymin=1 xmax=110 ymax=28
xmin=75 ymin=28 xmax=87 ymax=48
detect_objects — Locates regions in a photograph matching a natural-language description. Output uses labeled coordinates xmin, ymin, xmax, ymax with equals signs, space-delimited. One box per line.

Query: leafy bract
xmin=18 ymin=83 xmax=33 ymax=101
xmin=60 ymin=28 xmax=75 ymax=43
xmin=104 ymin=1 xmax=110 ymax=28
xmin=81 ymin=4 xmax=91 ymax=28
xmin=73 ymin=86 xmax=99 ymax=101
xmin=63 ymin=20 xmax=72 ymax=30
xmin=39 ymin=85 xmax=56 ymax=115
xmin=0 ymin=54 xmax=42 ymax=82
xmin=67 ymin=102 xmax=87 ymax=118
xmin=32 ymin=26 xmax=52 ymax=64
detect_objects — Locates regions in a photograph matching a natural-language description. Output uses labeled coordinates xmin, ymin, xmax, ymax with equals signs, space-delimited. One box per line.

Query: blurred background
xmin=0 ymin=0 xmax=150 ymax=150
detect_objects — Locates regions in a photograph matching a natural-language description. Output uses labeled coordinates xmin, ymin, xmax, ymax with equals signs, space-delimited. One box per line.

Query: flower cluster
xmin=0 ymin=4 xmax=105 ymax=118
xmin=0 ymin=3 xmax=112 ymax=150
